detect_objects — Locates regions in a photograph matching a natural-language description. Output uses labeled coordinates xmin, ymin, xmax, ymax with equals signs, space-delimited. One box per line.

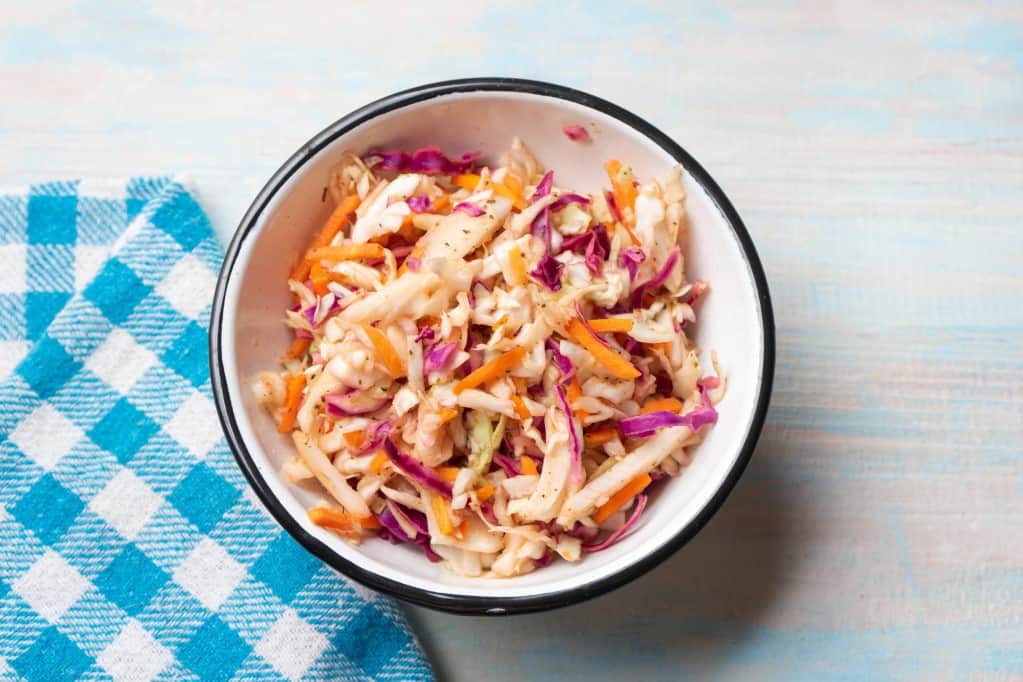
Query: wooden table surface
xmin=2 ymin=2 xmax=1021 ymax=679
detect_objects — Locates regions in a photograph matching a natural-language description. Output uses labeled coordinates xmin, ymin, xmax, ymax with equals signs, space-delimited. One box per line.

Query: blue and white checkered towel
xmin=0 ymin=178 xmax=433 ymax=682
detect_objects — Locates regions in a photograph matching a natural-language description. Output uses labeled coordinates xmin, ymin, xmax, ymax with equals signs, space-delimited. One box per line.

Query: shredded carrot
xmin=606 ymin=159 xmax=638 ymax=223
xmin=308 ymin=261 xmax=331 ymax=295
xmin=451 ymin=174 xmax=526 ymax=210
xmin=510 ymin=394 xmax=531 ymax=420
xmin=453 ymin=347 xmax=525 ymax=394
xmin=594 ymin=473 xmax=652 ymax=524
xmin=565 ymin=318 xmax=641 ymax=380
xmin=503 ymin=174 xmax=523 ymax=195
xmin=641 ymin=397 xmax=684 ymax=414
xmin=312 ymin=195 xmax=361 ymax=250
xmin=649 ymin=341 xmax=672 ymax=355
xmin=507 ymin=245 xmax=528 ymax=285
xmin=369 ymin=450 xmax=387 ymax=475
xmin=309 ymin=243 xmax=386 ymax=263
xmin=566 ymin=377 xmax=582 ymax=403
xmin=286 ymin=336 xmax=311 ymax=359
xmin=436 ymin=466 xmax=461 ymax=483
xmin=431 ymin=194 xmax=450 ymax=211
xmin=476 ymin=483 xmax=495 ymax=502
xmin=431 ymin=496 xmax=454 ymax=536
xmin=289 ymin=195 xmax=361 ymax=281
xmin=342 ymin=430 xmax=364 ymax=448
xmin=520 ymin=457 xmax=538 ymax=476
xmin=436 ymin=407 xmax=461 ymax=425
xmin=359 ymin=324 xmax=404 ymax=378
xmin=277 ymin=374 xmax=306 ymax=433
xmin=584 ymin=426 xmax=618 ymax=447
xmin=491 ymin=182 xmax=527 ymax=210
xmin=308 ymin=506 xmax=377 ymax=531
xmin=451 ymin=173 xmax=481 ymax=191
xmin=588 ymin=317 xmax=634 ymax=333
xmin=397 ymin=244 xmax=425 ymax=276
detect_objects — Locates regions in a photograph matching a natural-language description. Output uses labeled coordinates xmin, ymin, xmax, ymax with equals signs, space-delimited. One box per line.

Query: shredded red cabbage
xmin=366 ymin=146 xmax=479 ymax=175
xmin=414 ymin=326 xmax=435 ymax=343
xmin=617 ymin=404 xmax=718 ymax=439
xmin=582 ymin=494 xmax=648 ymax=552
xmin=604 ymin=190 xmax=623 ymax=223
xmin=405 ymin=257 xmax=421 ymax=271
xmin=531 ymin=206 xmax=552 ymax=250
xmin=554 ymin=384 xmax=583 ymax=486
xmin=324 ymin=389 xmax=388 ymax=417
xmin=530 ymin=254 xmax=564 ymax=291
xmin=562 ymin=124 xmax=591 ymax=142
xmin=406 ymin=195 xmax=433 ymax=213
xmin=377 ymin=504 xmax=416 ymax=543
xmin=545 ymin=339 xmax=574 ymax=379
xmin=351 ymin=420 xmax=393 ymax=455
xmin=619 ymin=247 xmax=646 ymax=281
xmin=629 ymin=248 xmax=680 ymax=309
xmin=384 ymin=439 xmax=453 ymax=498
xmin=560 ymin=224 xmax=610 ymax=275
xmin=379 ymin=504 xmax=439 ymax=562
xmin=423 ymin=342 xmax=459 ymax=374
xmin=452 ymin=201 xmax=485 ymax=217
xmin=492 ymin=453 xmax=520 ymax=477
xmin=532 ymin=170 xmax=554 ymax=201
xmin=549 ymin=193 xmax=591 ymax=211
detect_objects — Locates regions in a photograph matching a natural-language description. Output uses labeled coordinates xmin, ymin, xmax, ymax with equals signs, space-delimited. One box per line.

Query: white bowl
xmin=209 ymin=78 xmax=774 ymax=614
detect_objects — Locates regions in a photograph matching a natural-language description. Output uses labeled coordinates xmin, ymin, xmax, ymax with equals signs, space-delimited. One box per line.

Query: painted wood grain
xmin=1 ymin=1 xmax=1020 ymax=679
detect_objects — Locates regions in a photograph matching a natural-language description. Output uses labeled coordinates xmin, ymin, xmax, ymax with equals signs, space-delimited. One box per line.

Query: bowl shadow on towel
xmin=405 ymin=427 xmax=799 ymax=680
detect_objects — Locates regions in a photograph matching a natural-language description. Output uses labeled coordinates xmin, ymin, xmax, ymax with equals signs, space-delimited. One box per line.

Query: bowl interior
xmin=219 ymin=88 xmax=767 ymax=604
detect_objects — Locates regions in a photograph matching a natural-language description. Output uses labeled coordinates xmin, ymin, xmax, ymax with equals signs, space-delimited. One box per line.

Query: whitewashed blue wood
xmin=1 ymin=2 xmax=1021 ymax=679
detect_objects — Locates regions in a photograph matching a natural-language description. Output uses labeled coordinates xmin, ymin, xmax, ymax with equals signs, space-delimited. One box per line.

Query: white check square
xmin=9 ymin=403 xmax=84 ymax=471
xmin=163 ymin=390 xmax=221 ymax=459
xmin=255 ymin=608 xmax=329 ymax=681
xmin=156 ymin=254 xmax=217 ymax=320
xmin=0 ymin=245 xmax=26 ymax=294
xmin=173 ymin=538 xmax=245 ymax=612
xmin=89 ymin=468 xmax=163 ymax=541
xmin=97 ymin=619 xmax=172 ymax=682
xmin=74 ymin=245 xmax=109 ymax=291
xmin=13 ymin=550 xmax=90 ymax=623
xmin=86 ymin=328 xmax=158 ymax=394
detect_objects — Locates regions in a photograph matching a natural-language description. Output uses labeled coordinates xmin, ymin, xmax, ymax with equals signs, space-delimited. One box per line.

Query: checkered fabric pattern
xmin=0 ymin=179 xmax=433 ymax=682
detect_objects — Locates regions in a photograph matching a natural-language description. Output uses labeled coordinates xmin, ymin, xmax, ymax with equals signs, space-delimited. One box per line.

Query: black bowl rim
xmin=209 ymin=77 xmax=775 ymax=616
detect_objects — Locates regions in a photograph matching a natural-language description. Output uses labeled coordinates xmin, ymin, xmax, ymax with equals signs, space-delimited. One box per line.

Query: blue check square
xmin=83 ymin=258 xmax=150 ymax=325
xmin=12 ymin=626 xmax=91 ymax=682
xmin=88 ymin=397 xmax=159 ymax=464
xmin=95 ymin=545 xmax=169 ymax=616
xmin=250 ymin=532 xmax=322 ymax=603
xmin=169 ymin=462 xmax=240 ymax=534
xmin=27 ymin=193 xmax=77 ymax=245
xmin=17 ymin=334 xmax=80 ymax=400
xmin=177 ymin=616 xmax=251 ymax=681
xmin=12 ymin=474 xmax=84 ymax=546
xmin=160 ymin=320 xmax=210 ymax=387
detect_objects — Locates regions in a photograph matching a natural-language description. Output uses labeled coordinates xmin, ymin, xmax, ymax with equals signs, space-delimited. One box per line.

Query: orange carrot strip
xmin=453 ymin=347 xmax=525 ymax=394
xmin=605 ymin=159 xmax=638 ymax=221
xmin=431 ymin=496 xmax=454 ymax=536
xmin=437 ymin=407 xmax=461 ymax=425
xmin=503 ymin=174 xmax=523 ymax=195
xmin=520 ymin=457 xmax=538 ymax=476
xmin=370 ymin=451 xmax=388 ymax=475
xmin=436 ymin=466 xmax=461 ymax=483
xmin=566 ymin=377 xmax=582 ymax=403
xmin=594 ymin=473 xmax=652 ymax=524
xmin=311 ymin=195 xmax=361 ymax=250
xmin=584 ymin=426 xmax=618 ymax=447
xmin=510 ymin=394 xmax=531 ymax=420
xmin=476 ymin=483 xmax=495 ymax=502
xmin=342 ymin=430 xmax=364 ymax=448
xmin=277 ymin=374 xmax=306 ymax=433
xmin=309 ymin=243 xmax=386 ymax=262
xmin=649 ymin=341 xmax=672 ymax=355
xmin=451 ymin=173 xmax=481 ymax=191
xmin=308 ymin=506 xmax=378 ymax=531
xmin=507 ymin=245 xmax=528 ymax=285
xmin=286 ymin=337 xmax=311 ymax=359
xmin=641 ymin=397 xmax=684 ymax=414
xmin=565 ymin=319 xmax=641 ymax=380
xmin=359 ymin=324 xmax=404 ymax=378
xmin=491 ymin=182 xmax=527 ymax=210
xmin=588 ymin=317 xmax=634 ymax=333
xmin=290 ymin=259 xmax=313 ymax=284
xmin=309 ymin=261 xmax=331 ymax=295
xmin=432 ymin=194 xmax=450 ymax=211
xmin=308 ymin=507 xmax=359 ymax=533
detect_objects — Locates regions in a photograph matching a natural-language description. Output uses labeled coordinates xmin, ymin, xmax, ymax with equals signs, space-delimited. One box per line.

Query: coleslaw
xmin=253 ymin=138 xmax=723 ymax=578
